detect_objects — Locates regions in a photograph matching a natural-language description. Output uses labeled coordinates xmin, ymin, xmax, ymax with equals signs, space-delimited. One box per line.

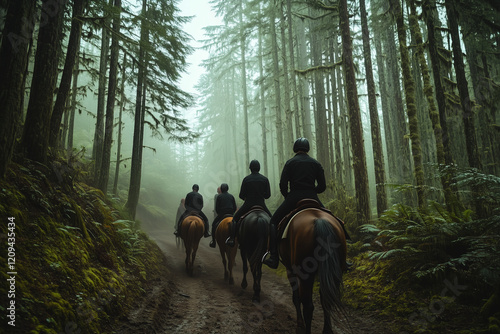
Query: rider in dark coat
xmin=209 ymin=183 xmax=237 ymax=248
xmin=226 ymin=160 xmax=271 ymax=247
xmin=263 ymin=138 xmax=326 ymax=269
xmin=175 ymin=184 xmax=210 ymax=238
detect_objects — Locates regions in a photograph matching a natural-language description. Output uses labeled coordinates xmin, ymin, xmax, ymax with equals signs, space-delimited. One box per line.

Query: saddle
xmin=185 ymin=211 xmax=204 ymax=221
xmin=277 ymin=199 xmax=339 ymax=238
xmin=238 ymin=206 xmax=267 ymax=222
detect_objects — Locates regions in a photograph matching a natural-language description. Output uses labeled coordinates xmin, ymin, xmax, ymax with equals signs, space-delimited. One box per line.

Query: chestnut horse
xmin=180 ymin=215 xmax=205 ymax=276
xmin=215 ymin=216 xmax=238 ymax=285
xmin=238 ymin=209 xmax=270 ymax=303
xmin=280 ymin=207 xmax=347 ymax=334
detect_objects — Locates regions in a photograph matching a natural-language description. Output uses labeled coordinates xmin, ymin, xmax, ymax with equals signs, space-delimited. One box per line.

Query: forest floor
xmin=115 ymin=223 xmax=395 ymax=334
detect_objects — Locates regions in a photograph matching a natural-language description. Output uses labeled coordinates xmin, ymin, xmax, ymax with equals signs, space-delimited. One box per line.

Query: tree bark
xmin=125 ymin=0 xmax=146 ymax=218
xmin=49 ymin=0 xmax=84 ymax=148
xmin=0 ymin=0 xmax=35 ymax=177
xmin=21 ymin=0 xmax=66 ymax=164
xmin=239 ymin=0 xmax=250 ymax=167
xmin=93 ymin=0 xmax=112 ymax=183
xmin=339 ymin=0 xmax=371 ymax=225
xmin=390 ymin=0 xmax=426 ymax=209
xmin=361 ymin=0 xmax=387 ymax=216
xmin=98 ymin=0 xmax=121 ymax=193
xmin=113 ymin=52 xmax=127 ymax=196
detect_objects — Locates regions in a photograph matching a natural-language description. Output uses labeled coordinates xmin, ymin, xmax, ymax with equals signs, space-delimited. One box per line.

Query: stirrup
xmin=261 ymin=251 xmax=270 ymax=263
xmin=225 ymin=237 xmax=235 ymax=247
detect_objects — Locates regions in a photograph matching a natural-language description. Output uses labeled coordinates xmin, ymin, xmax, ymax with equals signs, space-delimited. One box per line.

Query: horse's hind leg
xmin=300 ymin=277 xmax=315 ymax=334
xmin=251 ymin=262 xmax=262 ymax=303
xmin=241 ymin=250 xmax=248 ymax=289
xmin=227 ymin=250 xmax=235 ymax=285
xmin=287 ymin=270 xmax=305 ymax=333
xmin=220 ymin=247 xmax=228 ymax=281
xmin=320 ymin=293 xmax=334 ymax=334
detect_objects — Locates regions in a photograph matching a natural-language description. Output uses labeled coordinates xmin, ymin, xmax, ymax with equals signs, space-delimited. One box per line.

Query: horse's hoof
xmin=252 ymin=297 xmax=260 ymax=303
xmin=241 ymin=281 xmax=248 ymax=289
xmin=229 ymin=277 xmax=234 ymax=285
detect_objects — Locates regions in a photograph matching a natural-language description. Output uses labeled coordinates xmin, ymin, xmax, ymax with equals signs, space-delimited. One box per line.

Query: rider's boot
xmin=225 ymin=220 xmax=236 ymax=247
xmin=263 ymin=224 xmax=279 ymax=269
xmin=209 ymin=233 xmax=216 ymax=248
xmin=204 ymin=220 xmax=211 ymax=238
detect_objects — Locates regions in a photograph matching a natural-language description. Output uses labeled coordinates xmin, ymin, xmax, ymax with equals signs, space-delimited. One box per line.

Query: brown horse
xmin=180 ymin=215 xmax=205 ymax=276
xmin=238 ymin=209 xmax=270 ymax=303
xmin=279 ymin=207 xmax=347 ymax=334
xmin=215 ymin=216 xmax=238 ymax=285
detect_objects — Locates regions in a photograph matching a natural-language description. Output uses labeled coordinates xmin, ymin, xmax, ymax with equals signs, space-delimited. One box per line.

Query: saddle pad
xmin=281 ymin=208 xmax=323 ymax=239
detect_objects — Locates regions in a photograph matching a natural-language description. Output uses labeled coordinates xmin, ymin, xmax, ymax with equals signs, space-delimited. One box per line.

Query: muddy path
xmin=117 ymin=225 xmax=392 ymax=333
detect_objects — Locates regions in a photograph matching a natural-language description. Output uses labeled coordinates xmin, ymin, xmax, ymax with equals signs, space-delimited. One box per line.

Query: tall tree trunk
xmin=296 ymin=16 xmax=312 ymax=140
xmin=445 ymin=0 xmax=485 ymax=217
xmin=390 ymin=0 xmax=426 ymax=209
xmin=93 ymin=0 xmax=112 ymax=183
xmin=279 ymin=1 xmax=293 ymax=148
xmin=361 ymin=0 xmax=387 ymax=216
xmin=125 ymin=0 xmax=146 ymax=218
xmin=333 ymin=32 xmax=353 ymax=194
xmin=67 ymin=51 xmax=80 ymax=154
xmin=409 ymin=0 xmax=456 ymax=210
xmin=270 ymin=3 xmax=284 ymax=168
xmin=0 ymin=0 xmax=35 ymax=177
xmin=21 ymin=0 xmax=66 ymax=164
xmin=98 ymin=0 xmax=121 ymax=193
xmin=49 ymin=0 xmax=84 ymax=148
xmin=258 ymin=12 xmax=268 ymax=177
xmin=445 ymin=0 xmax=482 ymax=171
xmin=339 ymin=0 xmax=371 ymax=225
xmin=310 ymin=12 xmax=329 ymax=170
xmin=239 ymin=0 xmax=250 ymax=167
xmin=113 ymin=53 xmax=127 ymax=196
xmin=286 ymin=0 xmax=300 ymax=140
xmin=329 ymin=35 xmax=343 ymax=188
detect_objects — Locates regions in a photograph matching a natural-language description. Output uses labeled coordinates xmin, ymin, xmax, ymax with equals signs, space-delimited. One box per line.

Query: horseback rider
xmin=226 ymin=159 xmax=271 ymax=247
xmin=175 ymin=184 xmax=210 ymax=238
xmin=209 ymin=183 xmax=237 ymax=248
xmin=263 ymin=138 xmax=327 ymax=269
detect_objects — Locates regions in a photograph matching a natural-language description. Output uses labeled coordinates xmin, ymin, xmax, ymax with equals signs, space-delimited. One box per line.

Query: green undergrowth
xmin=0 ymin=158 xmax=170 ymax=334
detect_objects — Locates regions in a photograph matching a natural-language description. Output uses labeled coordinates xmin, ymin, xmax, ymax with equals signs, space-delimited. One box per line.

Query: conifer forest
xmin=0 ymin=0 xmax=499 ymax=333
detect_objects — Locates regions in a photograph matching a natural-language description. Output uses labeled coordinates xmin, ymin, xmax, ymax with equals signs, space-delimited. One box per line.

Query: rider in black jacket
xmin=226 ymin=160 xmax=271 ymax=247
xmin=175 ymin=184 xmax=210 ymax=238
xmin=209 ymin=183 xmax=237 ymax=248
xmin=263 ymin=138 xmax=326 ymax=269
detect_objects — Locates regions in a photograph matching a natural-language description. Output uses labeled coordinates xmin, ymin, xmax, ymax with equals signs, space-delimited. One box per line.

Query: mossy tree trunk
xmin=328 ymin=35 xmax=343 ymax=188
xmin=389 ymin=0 xmax=426 ymax=209
xmin=21 ymin=0 xmax=66 ymax=164
xmin=66 ymin=52 xmax=79 ymax=154
xmin=92 ymin=0 xmax=112 ymax=184
xmin=296 ymin=16 xmax=312 ymax=141
xmin=49 ymin=0 xmax=85 ymax=149
xmin=360 ymin=0 xmax=387 ymax=217
xmin=286 ymin=0 xmax=301 ymax=141
xmin=408 ymin=1 xmax=457 ymax=211
xmin=0 ymin=0 xmax=35 ymax=177
xmin=98 ymin=0 xmax=121 ymax=194
xmin=339 ymin=0 xmax=371 ymax=225
xmin=310 ymin=11 xmax=329 ymax=171
xmin=113 ymin=53 xmax=127 ymax=197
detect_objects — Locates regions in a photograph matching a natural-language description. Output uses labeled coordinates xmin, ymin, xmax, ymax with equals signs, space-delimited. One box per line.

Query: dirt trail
xmin=117 ymin=226 xmax=392 ymax=333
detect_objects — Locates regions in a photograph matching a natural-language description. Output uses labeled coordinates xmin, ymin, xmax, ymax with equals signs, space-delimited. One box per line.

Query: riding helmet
xmin=293 ymin=137 xmax=310 ymax=153
xmin=220 ymin=183 xmax=229 ymax=192
xmin=249 ymin=159 xmax=260 ymax=172
xmin=192 ymin=184 xmax=199 ymax=191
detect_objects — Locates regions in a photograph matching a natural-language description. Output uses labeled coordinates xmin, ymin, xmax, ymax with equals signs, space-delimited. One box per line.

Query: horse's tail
xmin=248 ymin=215 xmax=269 ymax=266
xmin=314 ymin=218 xmax=344 ymax=316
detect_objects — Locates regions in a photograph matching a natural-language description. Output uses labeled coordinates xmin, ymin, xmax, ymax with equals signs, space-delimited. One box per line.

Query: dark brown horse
xmin=180 ymin=215 xmax=205 ymax=276
xmin=280 ymin=207 xmax=347 ymax=334
xmin=238 ymin=209 xmax=270 ymax=303
xmin=215 ymin=216 xmax=238 ymax=285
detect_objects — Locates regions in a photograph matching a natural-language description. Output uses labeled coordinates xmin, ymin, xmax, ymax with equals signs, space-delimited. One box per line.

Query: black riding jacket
xmin=279 ymin=152 xmax=326 ymax=198
xmin=239 ymin=172 xmax=271 ymax=207
xmin=185 ymin=191 xmax=203 ymax=211
xmin=215 ymin=191 xmax=237 ymax=215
